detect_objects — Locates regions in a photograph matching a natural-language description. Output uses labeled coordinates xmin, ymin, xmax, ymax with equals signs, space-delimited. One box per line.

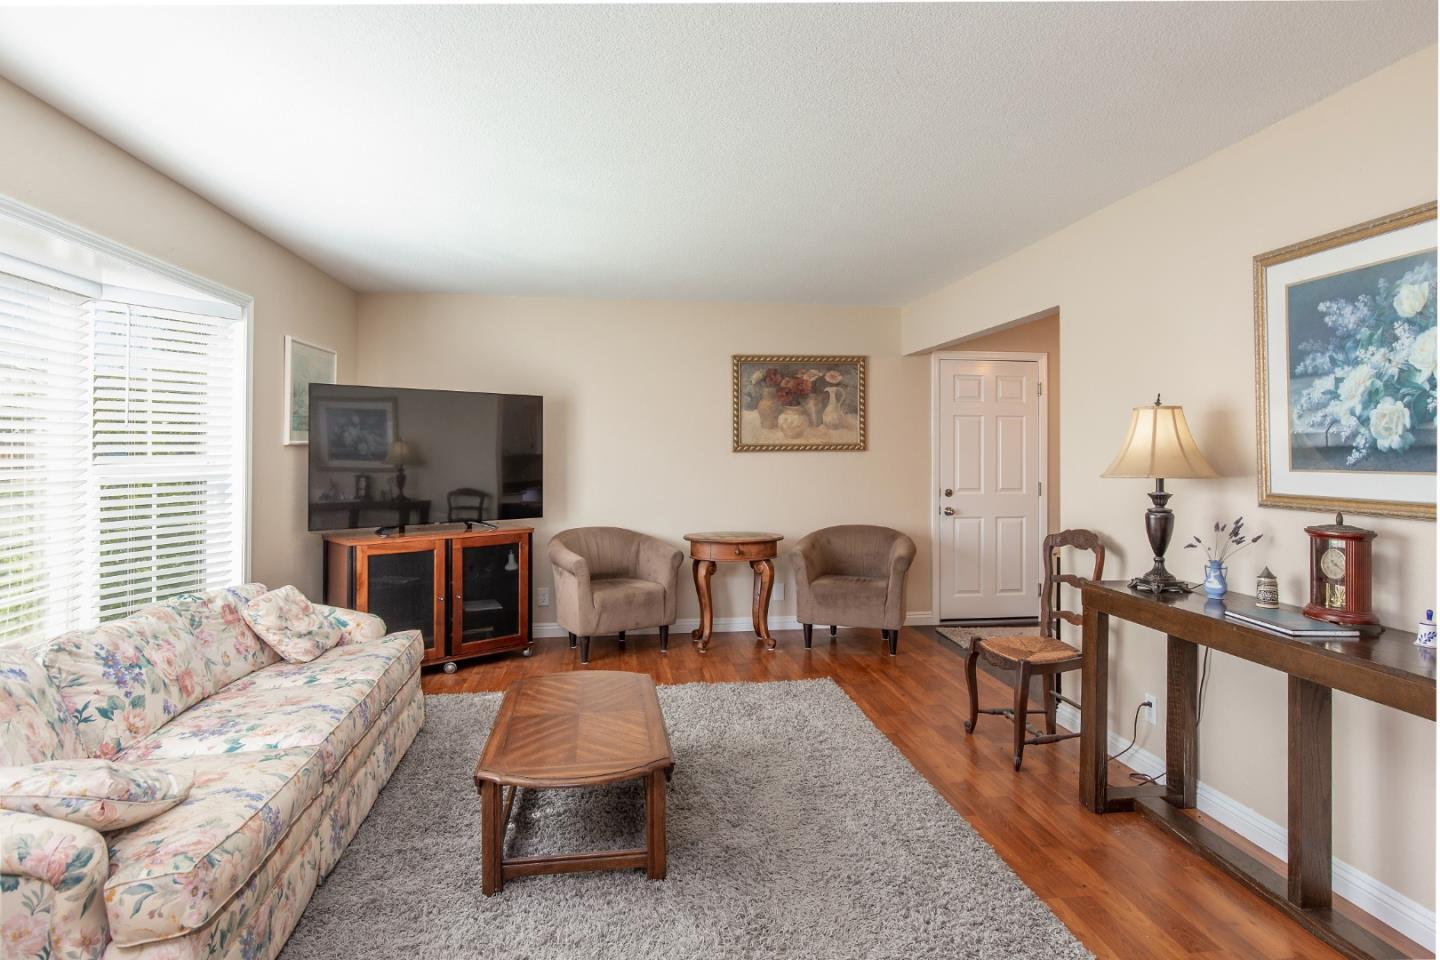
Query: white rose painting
xmin=1288 ymin=252 xmax=1436 ymax=472
xmin=1256 ymin=203 xmax=1436 ymax=520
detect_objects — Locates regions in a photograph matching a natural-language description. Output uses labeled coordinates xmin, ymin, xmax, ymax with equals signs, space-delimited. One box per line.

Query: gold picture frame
xmin=732 ymin=355 xmax=867 ymax=452
xmin=1254 ymin=202 xmax=1436 ymax=520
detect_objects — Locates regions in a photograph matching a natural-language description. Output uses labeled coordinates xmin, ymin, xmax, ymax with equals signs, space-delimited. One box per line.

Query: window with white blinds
xmin=0 ymin=270 xmax=246 ymax=646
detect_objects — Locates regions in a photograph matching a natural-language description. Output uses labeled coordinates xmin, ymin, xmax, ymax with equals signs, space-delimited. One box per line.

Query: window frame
xmin=0 ymin=194 xmax=254 ymax=600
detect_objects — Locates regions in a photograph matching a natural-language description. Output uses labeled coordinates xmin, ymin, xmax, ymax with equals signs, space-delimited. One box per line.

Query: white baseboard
xmin=1054 ymin=704 xmax=1435 ymax=950
xmin=532 ymin=611 xmax=935 ymax=639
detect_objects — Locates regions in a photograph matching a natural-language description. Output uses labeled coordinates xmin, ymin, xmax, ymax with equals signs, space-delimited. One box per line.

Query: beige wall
xmin=904 ymin=47 xmax=1437 ymax=907
xmin=355 ymin=295 xmax=931 ymax=624
xmin=942 ymin=310 xmax=1061 ymax=531
xmin=0 ymin=77 xmax=358 ymax=596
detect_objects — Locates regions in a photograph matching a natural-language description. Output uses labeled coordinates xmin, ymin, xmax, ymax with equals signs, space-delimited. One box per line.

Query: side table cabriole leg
xmin=690 ymin=559 xmax=717 ymax=652
xmin=750 ymin=558 xmax=776 ymax=650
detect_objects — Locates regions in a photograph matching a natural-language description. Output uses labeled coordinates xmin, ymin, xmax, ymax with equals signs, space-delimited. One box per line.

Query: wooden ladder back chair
xmin=963 ymin=529 xmax=1105 ymax=770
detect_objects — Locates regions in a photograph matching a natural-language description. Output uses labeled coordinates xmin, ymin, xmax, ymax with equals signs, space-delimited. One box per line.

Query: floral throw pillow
xmin=0 ymin=759 xmax=192 ymax=830
xmin=240 ymin=585 xmax=344 ymax=664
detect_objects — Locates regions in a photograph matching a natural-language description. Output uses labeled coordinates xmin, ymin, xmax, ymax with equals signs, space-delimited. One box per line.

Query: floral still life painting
xmin=732 ymin=355 xmax=866 ymax=451
xmin=1256 ymin=203 xmax=1437 ymax=519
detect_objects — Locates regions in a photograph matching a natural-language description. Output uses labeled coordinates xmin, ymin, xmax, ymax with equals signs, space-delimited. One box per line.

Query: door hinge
xmin=1037 ymin=382 xmax=1043 ymax=397
xmin=1037 ymin=481 xmax=1043 ymax=497
xmin=1037 ymin=582 xmax=1043 ymax=597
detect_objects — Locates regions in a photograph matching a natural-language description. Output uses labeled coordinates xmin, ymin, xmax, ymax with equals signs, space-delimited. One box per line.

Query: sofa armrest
xmin=315 ymin=603 xmax=387 ymax=645
xmin=0 ymin=810 xmax=109 ymax=960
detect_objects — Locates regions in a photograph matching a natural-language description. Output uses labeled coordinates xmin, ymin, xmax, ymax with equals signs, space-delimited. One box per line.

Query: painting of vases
xmin=732 ymin=355 xmax=867 ymax=451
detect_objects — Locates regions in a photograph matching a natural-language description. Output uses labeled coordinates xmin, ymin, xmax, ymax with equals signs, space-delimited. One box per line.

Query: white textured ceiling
xmin=0 ymin=4 xmax=1434 ymax=304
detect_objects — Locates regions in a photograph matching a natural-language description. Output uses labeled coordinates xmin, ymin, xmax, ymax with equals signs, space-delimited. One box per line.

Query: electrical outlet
xmin=1141 ymin=693 xmax=1157 ymax=725
xmin=536 ymin=587 xmax=551 ymax=607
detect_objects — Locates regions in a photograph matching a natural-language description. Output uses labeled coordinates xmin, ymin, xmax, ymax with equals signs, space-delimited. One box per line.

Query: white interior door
xmin=937 ymin=357 xmax=1043 ymax=621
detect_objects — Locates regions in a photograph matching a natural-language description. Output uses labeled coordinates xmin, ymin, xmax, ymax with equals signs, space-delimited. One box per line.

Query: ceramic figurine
xmin=1256 ymin=567 xmax=1279 ymax=608
xmin=1417 ymin=610 xmax=1436 ymax=649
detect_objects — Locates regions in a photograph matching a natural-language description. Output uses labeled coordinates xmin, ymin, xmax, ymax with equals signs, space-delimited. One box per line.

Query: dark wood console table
xmin=1079 ymin=580 xmax=1434 ymax=960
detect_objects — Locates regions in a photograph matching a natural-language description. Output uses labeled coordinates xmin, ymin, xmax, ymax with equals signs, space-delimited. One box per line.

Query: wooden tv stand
xmin=323 ymin=524 xmax=533 ymax=671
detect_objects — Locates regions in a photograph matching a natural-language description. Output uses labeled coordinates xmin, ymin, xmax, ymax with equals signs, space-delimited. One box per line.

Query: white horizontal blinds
xmin=0 ymin=273 xmax=93 ymax=646
xmin=90 ymin=300 xmax=243 ymax=621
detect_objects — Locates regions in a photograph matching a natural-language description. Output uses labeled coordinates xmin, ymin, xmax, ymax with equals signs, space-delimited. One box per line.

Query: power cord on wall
xmin=1103 ymin=645 xmax=1213 ymax=788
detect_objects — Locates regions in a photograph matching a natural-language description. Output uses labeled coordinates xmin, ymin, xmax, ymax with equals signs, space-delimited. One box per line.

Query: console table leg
xmin=1288 ymin=676 xmax=1333 ymax=909
xmin=1166 ymin=635 xmax=1199 ymax=809
xmin=1079 ymin=607 xmax=1109 ymax=812
xmin=750 ymin=559 xmax=776 ymax=650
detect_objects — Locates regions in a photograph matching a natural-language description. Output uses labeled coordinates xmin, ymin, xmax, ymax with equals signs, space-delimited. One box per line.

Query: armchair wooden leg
xmin=580 ymin=636 xmax=591 ymax=664
xmin=886 ymin=629 xmax=898 ymax=657
xmin=618 ymin=631 xmax=626 ymax=648
xmin=829 ymin=625 xmax=837 ymax=639
xmin=803 ymin=623 xmax=813 ymax=648
xmin=568 ymin=632 xmax=577 ymax=649
xmin=963 ymin=647 xmax=980 ymax=734
xmin=659 ymin=625 xmax=669 ymax=653
xmin=1012 ymin=662 xmax=1032 ymax=771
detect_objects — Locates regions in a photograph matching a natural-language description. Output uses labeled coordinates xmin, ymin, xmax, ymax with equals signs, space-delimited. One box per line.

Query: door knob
xmin=943 ymin=507 xmax=956 ymax=516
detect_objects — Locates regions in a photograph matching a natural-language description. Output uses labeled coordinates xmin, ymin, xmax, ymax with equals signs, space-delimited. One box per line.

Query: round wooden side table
xmin=682 ymin=532 xmax=784 ymax=653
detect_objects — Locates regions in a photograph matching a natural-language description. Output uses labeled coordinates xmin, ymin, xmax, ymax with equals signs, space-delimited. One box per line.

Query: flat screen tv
xmin=306 ymin=383 xmax=542 ymax=532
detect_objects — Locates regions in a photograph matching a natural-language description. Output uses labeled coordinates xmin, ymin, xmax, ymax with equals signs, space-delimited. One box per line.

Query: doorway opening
xmin=930 ymin=310 xmax=1059 ymax=624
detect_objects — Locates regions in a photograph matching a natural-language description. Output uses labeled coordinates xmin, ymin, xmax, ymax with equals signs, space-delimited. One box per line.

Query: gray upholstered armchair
xmin=548 ymin=527 xmax=684 ymax=664
xmin=793 ymin=525 xmax=916 ymax=656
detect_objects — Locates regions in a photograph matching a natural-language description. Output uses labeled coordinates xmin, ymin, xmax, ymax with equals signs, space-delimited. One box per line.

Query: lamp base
xmin=1127 ymin=572 xmax=1195 ymax=595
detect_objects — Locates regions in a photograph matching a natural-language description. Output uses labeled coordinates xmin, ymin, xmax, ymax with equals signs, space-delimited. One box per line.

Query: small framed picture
xmin=1254 ymin=203 xmax=1436 ymax=520
xmin=284 ymin=336 xmax=337 ymax=445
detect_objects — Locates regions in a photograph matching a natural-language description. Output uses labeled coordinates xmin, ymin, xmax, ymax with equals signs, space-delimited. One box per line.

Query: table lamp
xmin=1102 ymin=395 xmax=1217 ymax=594
xmin=384 ymin=439 xmax=421 ymax=499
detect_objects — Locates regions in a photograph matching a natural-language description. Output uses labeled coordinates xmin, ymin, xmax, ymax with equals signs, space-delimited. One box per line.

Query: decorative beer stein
xmin=1255 ymin=567 xmax=1279 ymax=609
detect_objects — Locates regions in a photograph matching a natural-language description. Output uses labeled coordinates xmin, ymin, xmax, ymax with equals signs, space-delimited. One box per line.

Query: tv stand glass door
xmin=450 ymin=530 xmax=530 ymax=660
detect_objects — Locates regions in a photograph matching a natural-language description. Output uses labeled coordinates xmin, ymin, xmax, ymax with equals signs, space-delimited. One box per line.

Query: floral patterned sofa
xmin=0 ymin=583 xmax=425 ymax=960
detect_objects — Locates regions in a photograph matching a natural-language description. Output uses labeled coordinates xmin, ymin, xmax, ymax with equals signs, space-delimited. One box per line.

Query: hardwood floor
xmin=422 ymin=625 xmax=1428 ymax=960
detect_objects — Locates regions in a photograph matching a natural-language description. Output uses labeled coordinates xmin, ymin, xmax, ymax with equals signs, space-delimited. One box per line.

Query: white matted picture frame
xmin=1254 ymin=202 xmax=1436 ymax=520
xmin=284 ymin=335 xmax=338 ymax=445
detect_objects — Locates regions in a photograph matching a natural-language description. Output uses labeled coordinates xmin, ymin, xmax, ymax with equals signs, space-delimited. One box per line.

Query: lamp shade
xmin=1102 ymin=401 xmax=1217 ymax=479
xmin=384 ymin=439 xmax=420 ymax=466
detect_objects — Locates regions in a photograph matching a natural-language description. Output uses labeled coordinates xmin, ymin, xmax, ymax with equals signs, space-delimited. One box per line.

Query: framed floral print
xmin=732 ymin=355 xmax=866 ymax=451
xmin=283 ymin=336 xmax=337 ymax=444
xmin=1254 ymin=202 xmax=1436 ymax=520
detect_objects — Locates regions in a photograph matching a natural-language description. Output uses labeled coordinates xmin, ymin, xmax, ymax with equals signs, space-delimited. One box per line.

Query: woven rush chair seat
xmin=977 ymin=633 xmax=1081 ymax=666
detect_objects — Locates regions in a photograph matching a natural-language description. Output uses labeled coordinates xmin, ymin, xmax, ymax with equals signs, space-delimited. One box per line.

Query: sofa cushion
xmin=0 ymin=647 xmax=86 ymax=766
xmin=241 ymin=586 xmax=343 ymax=664
xmin=116 ymin=633 xmax=422 ymax=778
xmin=103 ymin=747 xmax=325 ymax=947
xmin=221 ymin=632 xmax=423 ymax=708
xmin=41 ymin=608 xmax=208 ymax=759
xmin=148 ymin=583 xmax=277 ymax=695
xmin=0 ymin=759 xmax=191 ymax=831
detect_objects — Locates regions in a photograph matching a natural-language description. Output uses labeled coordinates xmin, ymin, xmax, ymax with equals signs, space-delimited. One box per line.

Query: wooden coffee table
xmin=683 ymin=531 xmax=784 ymax=653
xmin=473 ymin=671 xmax=674 ymax=895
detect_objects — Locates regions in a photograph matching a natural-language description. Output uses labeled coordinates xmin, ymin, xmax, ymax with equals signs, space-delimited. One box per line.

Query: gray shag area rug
xmin=281 ymin=679 xmax=1090 ymax=960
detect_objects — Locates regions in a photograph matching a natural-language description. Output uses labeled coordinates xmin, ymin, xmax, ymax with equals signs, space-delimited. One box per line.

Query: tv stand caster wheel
xmin=443 ymin=662 xmax=458 ymax=674
xmin=522 ymin=645 xmax=534 ymax=657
